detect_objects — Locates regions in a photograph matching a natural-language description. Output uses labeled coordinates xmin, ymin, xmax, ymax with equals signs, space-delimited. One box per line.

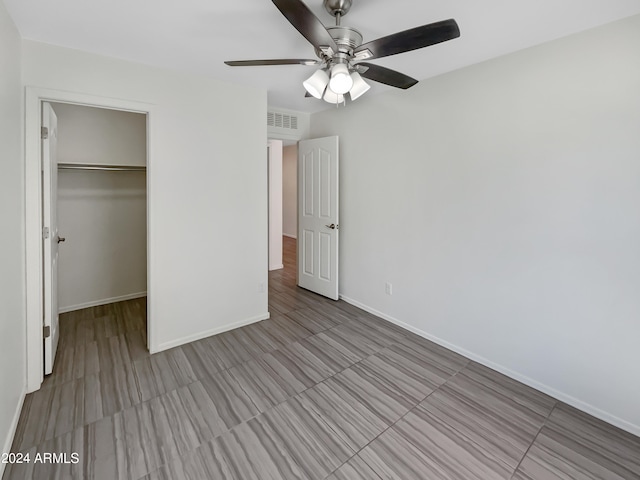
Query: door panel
xmin=297 ymin=136 xmax=339 ymax=300
xmin=42 ymin=102 xmax=60 ymax=375
xmin=302 ymin=229 xmax=314 ymax=276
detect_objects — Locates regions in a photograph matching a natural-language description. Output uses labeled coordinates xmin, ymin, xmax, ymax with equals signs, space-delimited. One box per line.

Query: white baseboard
xmin=283 ymin=233 xmax=297 ymax=239
xmin=1 ymin=387 xmax=27 ymax=478
xmin=156 ymin=312 xmax=270 ymax=352
xmin=269 ymin=264 xmax=284 ymax=271
xmin=339 ymin=294 xmax=640 ymax=438
xmin=58 ymin=292 xmax=147 ymax=313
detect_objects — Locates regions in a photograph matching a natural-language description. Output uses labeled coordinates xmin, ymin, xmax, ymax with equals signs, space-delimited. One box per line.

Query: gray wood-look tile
xmin=133 ymin=347 xmax=197 ymax=402
xmin=297 ymin=381 xmax=388 ymax=451
xmin=370 ymin=345 xmax=454 ymax=393
xmin=198 ymin=370 xmax=260 ymax=430
xmin=275 ymin=340 xmax=344 ymax=383
xmin=513 ymin=426 xmax=639 ymax=480
xmin=313 ymin=329 xmax=372 ymax=364
xmin=547 ymin=403 xmax=640 ymax=476
xmin=464 ymin=361 xmax=556 ymax=418
xmin=214 ymin=331 xmax=256 ymax=366
xmin=260 ymin=396 xmax=355 ymax=480
xmin=325 ymin=454 xmax=383 ymax=480
xmin=307 ymin=300 xmax=357 ymax=324
xmin=419 ymin=388 xmax=536 ymax=470
xmin=338 ymin=320 xmax=392 ymax=351
xmin=443 ymin=370 xmax=549 ymax=441
xmin=6 ymin=238 xmax=640 ymax=480
xmin=235 ymin=321 xmax=284 ymax=353
xmin=258 ymin=347 xmax=322 ymax=392
xmin=359 ymin=426 xmax=457 ymax=480
xmin=226 ymin=358 xmax=298 ymax=412
xmin=147 ymin=416 xmax=307 ymax=480
xmin=318 ymin=323 xmax=382 ymax=359
xmin=513 ymin=403 xmax=640 ymax=480
xmin=181 ymin=334 xmax=247 ymax=378
xmin=4 ymin=425 xmax=85 ymax=480
xmin=393 ymin=406 xmax=513 ymax=479
xmin=258 ymin=314 xmax=312 ymax=347
xmin=297 ymin=333 xmax=357 ymax=372
xmin=328 ymin=363 xmax=418 ymax=425
xmin=285 ymin=307 xmax=341 ymax=334
xmin=394 ymin=331 xmax=470 ymax=373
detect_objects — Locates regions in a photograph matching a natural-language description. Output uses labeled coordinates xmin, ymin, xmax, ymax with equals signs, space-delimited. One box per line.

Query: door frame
xmin=25 ymin=87 xmax=156 ymax=393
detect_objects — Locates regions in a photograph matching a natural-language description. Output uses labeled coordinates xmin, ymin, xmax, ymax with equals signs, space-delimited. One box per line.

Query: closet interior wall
xmin=52 ymin=102 xmax=147 ymax=312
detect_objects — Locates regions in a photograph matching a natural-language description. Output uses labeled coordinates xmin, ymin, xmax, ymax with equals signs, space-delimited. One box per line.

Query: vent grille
xmin=268 ymin=111 xmax=298 ymax=130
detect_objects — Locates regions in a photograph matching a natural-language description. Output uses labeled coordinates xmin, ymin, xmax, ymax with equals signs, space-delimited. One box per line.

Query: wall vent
xmin=268 ymin=111 xmax=298 ymax=130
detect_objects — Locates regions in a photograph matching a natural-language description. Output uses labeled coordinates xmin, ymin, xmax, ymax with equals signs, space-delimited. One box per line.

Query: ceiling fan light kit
xmin=322 ymin=88 xmax=345 ymax=105
xmin=348 ymin=71 xmax=370 ymax=100
xmin=328 ymin=63 xmax=353 ymax=94
xmin=225 ymin=0 xmax=460 ymax=107
xmin=303 ymin=69 xmax=330 ymax=99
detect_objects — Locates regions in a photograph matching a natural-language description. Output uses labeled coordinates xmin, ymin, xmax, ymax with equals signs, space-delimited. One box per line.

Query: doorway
xmin=25 ymin=87 xmax=154 ymax=392
xmin=266 ymin=135 xmax=340 ymax=314
xmin=267 ymin=139 xmax=299 ymax=269
xmin=266 ymin=139 xmax=298 ymax=314
xmin=46 ymin=102 xmax=148 ymax=376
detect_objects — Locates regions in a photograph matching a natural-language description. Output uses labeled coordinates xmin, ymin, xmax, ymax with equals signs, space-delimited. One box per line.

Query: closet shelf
xmin=58 ymin=163 xmax=146 ymax=172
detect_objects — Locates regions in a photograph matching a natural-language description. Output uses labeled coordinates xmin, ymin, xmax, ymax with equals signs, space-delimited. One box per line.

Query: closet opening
xmin=46 ymin=102 xmax=148 ymax=377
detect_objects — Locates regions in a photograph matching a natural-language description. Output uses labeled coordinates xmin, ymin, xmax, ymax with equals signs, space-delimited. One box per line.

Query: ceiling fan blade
xmin=357 ymin=63 xmax=418 ymax=89
xmin=272 ymin=0 xmax=338 ymax=52
xmin=353 ymin=19 xmax=460 ymax=61
xmin=225 ymin=59 xmax=320 ymax=66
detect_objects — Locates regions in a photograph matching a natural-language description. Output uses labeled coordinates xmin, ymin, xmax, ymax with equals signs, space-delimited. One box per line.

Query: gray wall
xmin=0 ymin=1 xmax=26 ymax=468
xmin=52 ymin=102 xmax=147 ymax=166
xmin=311 ymin=15 xmax=640 ymax=435
xmin=57 ymin=170 xmax=147 ymax=311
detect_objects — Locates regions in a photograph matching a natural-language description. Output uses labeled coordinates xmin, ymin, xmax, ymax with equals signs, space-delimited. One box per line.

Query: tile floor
xmin=4 ymin=237 xmax=639 ymax=479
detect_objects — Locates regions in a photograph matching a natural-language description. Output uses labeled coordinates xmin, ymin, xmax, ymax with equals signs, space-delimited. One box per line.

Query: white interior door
xmin=297 ymin=136 xmax=339 ymax=300
xmin=42 ymin=102 xmax=60 ymax=375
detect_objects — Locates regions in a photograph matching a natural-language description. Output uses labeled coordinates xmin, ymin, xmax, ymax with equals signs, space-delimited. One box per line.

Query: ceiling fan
xmin=225 ymin=0 xmax=460 ymax=105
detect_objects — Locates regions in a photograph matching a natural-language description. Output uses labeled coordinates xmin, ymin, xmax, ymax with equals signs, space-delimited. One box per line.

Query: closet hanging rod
xmin=58 ymin=163 xmax=146 ymax=172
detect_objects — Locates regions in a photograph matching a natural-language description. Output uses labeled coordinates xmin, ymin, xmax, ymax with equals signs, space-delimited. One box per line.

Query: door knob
xmin=325 ymin=224 xmax=337 ymax=230
xmin=57 ymin=236 xmax=66 ymax=243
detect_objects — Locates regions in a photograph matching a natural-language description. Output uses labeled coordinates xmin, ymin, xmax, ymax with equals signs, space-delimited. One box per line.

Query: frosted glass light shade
xmin=329 ymin=63 xmax=353 ymax=94
xmin=323 ymin=89 xmax=345 ymax=104
xmin=349 ymin=72 xmax=370 ymax=101
xmin=303 ymin=70 xmax=329 ymax=99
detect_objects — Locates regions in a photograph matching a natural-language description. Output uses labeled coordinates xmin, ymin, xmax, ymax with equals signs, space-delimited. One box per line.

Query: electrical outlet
xmin=385 ymin=282 xmax=392 ymax=295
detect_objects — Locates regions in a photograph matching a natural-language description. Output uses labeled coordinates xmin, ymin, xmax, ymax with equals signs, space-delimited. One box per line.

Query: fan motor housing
xmin=326 ymin=26 xmax=363 ymax=51
xmin=323 ymin=0 xmax=352 ymax=17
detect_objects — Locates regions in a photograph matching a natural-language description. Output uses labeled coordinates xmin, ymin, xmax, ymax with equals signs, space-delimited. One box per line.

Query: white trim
xmin=283 ymin=233 xmax=297 ymax=239
xmin=58 ymin=292 xmax=147 ymax=314
xmin=339 ymin=294 xmax=640 ymax=438
xmin=0 ymin=388 xmax=26 ymax=478
xmin=269 ymin=264 xmax=284 ymax=271
xmin=156 ymin=312 xmax=270 ymax=352
xmin=25 ymin=86 xmax=155 ymax=393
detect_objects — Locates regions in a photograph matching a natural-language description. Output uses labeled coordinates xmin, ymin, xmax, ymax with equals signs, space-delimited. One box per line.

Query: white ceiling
xmin=5 ymin=0 xmax=640 ymax=113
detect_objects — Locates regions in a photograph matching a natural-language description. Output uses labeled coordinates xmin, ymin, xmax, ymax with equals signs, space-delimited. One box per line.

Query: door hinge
xmin=43 ymin=325 xmax=51 ymax=338
xmin=41 ymin=127 xmax=49 ymax=140
xmin=43 ymin=227 xmax=50 ymax=239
